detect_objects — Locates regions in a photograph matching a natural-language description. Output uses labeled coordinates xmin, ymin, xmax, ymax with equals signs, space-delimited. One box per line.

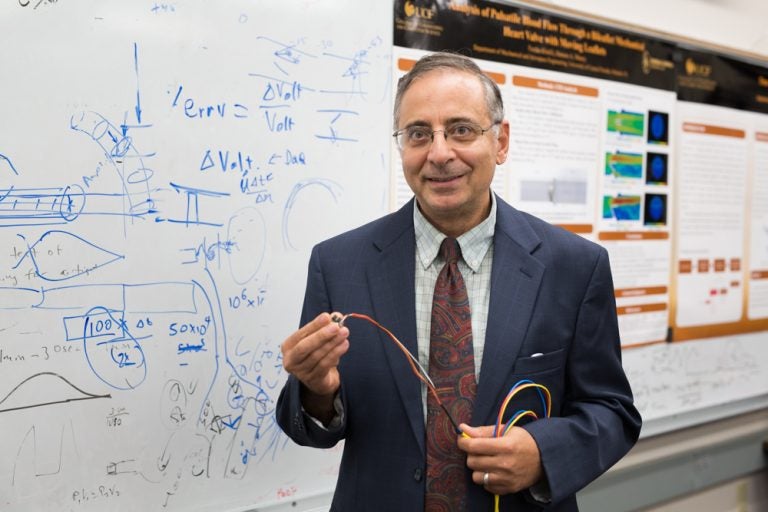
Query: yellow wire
xmin=495 ymin=383 xmax=551 ymax=432
xmin=493 ymin=411 xmax=529 ymax=512
xmin=492 ymin=383 xmax=551 ymax=512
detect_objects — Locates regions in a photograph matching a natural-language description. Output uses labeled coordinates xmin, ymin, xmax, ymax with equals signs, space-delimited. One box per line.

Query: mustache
xmin=423 ymin=167 xmax=468 ymax=180
xmin=421 ymin=161 xmax=472 ymax=181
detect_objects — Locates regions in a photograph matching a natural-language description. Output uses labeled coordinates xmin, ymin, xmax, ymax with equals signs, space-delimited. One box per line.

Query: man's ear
xmin=496 ymin=119 xmax=510 ymax=165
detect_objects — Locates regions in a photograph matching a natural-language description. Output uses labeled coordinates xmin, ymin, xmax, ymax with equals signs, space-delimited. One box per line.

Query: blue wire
xmin=508 ymin=379 xmax=549 ymax=418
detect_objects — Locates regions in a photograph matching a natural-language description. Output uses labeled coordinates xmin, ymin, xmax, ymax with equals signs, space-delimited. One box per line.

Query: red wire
xmin=341 ymin=313 xmax=460 ymax=431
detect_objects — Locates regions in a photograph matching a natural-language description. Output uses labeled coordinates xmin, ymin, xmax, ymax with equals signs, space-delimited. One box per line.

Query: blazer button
xmin=413 ymin=468 xmax=423 ymax=482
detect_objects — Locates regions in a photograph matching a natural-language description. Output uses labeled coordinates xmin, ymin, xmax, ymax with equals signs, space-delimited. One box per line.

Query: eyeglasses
xmin=393 ymin=121 xmax=500 ymax=151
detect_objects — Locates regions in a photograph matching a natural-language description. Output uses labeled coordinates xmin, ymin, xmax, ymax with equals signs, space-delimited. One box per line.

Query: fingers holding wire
xmin=281 ymin=312 xmax=350 ymax=396
xmin=331 ymin=312 xmax=349 ymax=327
xmin=462 ymin=425 xmax=544 ymax=495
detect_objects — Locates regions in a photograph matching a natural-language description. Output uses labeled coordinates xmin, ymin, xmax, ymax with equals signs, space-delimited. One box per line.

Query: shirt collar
xmin=414 ymin=193 xmax=496 ymax=273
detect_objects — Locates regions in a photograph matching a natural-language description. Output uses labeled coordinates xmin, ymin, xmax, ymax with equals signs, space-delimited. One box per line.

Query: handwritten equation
xmin=624 ymin=335 xmax=768 ymax=423
xmin=0 ymin=1 xmax=389 ymax=510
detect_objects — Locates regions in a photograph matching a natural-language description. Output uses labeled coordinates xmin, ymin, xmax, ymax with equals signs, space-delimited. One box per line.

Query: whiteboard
xmin=0 ymin=1 xmax=391 ymax=511
xmin=2 ymin=1 xmax=768 ymax=511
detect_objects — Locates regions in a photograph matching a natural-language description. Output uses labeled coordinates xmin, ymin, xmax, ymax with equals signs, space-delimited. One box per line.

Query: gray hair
xmin=393 ymin=52 xmax=504 ymax=129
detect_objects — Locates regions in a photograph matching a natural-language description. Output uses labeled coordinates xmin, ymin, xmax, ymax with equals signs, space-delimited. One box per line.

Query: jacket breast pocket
xmin=498 ymin=348 xmax=567 ymax=420
xmin=511 ymin=348 xmax=565 ymax=376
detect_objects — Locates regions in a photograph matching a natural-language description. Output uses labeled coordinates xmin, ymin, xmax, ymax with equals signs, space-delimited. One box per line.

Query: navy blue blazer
xmin=277 ymin=196 xmax=641 ymax=511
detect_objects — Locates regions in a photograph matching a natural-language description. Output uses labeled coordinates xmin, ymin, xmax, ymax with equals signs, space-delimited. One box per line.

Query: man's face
xmin=397 ymin=68 xmax=509 ymax=236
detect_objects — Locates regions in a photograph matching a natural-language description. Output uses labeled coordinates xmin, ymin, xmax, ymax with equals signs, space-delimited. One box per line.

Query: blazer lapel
xmin=366 ymin=200 xmax=425 ymax=455
xmin=473 ymin=200 xmax=545 ymax=425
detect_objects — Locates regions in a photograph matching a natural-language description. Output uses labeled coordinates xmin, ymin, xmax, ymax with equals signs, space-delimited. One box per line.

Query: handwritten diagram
xmin=0 ymin=2 xmax=390 ymax=510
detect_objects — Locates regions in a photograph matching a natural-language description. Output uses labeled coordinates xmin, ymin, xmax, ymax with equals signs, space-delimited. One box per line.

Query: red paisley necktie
xmin=425 ymin=238 xmax=477 ymax=511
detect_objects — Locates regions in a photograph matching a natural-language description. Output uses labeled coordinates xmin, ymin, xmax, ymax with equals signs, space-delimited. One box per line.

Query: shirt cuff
xmin=528 ymin=477 xmax=552 ymax=504
xmin=303 ymin=392 xmax=344 ymax=430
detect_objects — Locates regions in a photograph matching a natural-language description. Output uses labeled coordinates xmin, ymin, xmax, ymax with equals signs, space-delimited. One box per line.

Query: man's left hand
xmin=457 ymin=424 xmax=544 ymax=495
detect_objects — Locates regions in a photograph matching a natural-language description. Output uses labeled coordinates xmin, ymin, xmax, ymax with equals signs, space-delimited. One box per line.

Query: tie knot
xmin=439 ymin=238 xmax=461 ymax=265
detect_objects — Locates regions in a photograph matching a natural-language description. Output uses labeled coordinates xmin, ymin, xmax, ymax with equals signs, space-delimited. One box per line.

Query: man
xmin=277 ymin=52 xmax=641 ymax=511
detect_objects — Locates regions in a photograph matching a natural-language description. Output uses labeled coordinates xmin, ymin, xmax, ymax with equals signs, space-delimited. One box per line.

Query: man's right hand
xmin=281 ymin=312 xmax=350 ymax=423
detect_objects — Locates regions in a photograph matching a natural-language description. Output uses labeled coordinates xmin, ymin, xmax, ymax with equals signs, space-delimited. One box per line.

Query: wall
xmin=544 ymin=0 xmax=768 ymax=55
